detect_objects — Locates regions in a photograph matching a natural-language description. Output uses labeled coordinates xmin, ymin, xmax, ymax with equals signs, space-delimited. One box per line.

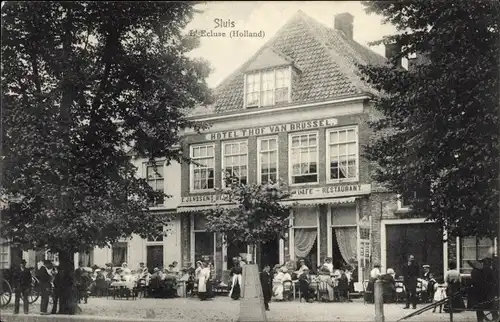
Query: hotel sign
xmin=290 ymin=184 xmax=371 ymax=199
xmin=179 ymin=184 xmax=371 ymax=207
xmin=205 ymin=118 xmax=338 ymax=141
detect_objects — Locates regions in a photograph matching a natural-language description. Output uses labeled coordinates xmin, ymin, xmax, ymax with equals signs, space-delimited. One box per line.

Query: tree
xmin=1 ymin=2 xmax=211 ymax=313
xmin=359 ymin=1 xmax=499 ymax=240
xmin=204 ymin=176 xmax=293 ymax=263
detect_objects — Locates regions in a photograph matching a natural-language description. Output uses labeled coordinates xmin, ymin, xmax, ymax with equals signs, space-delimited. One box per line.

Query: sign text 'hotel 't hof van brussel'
xmin=180 ymin=184 xmax=371 ymax=206
xmin=205 ymin=118 xmax=339 ymax=141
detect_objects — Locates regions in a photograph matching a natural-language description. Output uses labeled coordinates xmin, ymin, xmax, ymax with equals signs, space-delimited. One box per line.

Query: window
xmin=330 ymin=206 xmax=357 ymax=268
xmin=192 ymin=214 xmax=215 ymax=264
xmin=292 ymin=208 xmax=318 ymax=270
xmin=147 ymin=225 xmax=164 ymax=242
xmin=146 ymin=164 xmax=164 ymax=206
xmin=397 ymin=191 xmax=415 ymax=210
xmin=222 ymin=141 xmax=248 ymax=186
xmin=0 ymin=240 xmax=9 ymax=269
xmin=258 ymin=137 xmax=278 ymax=183
xmin=112 ymin=242 xmax=128 ymax=267
xmin=327 ymin=127 xmax=358 ymax=182
xmin=245 ymin=67 xmax=290 ymax=108
xmin=289 ymin=132 xmax=318 ymax=184
xmin=46 ymin=251 xmax=59 ymax=264
xmin=461 ymin=237 xmax=494 ymax=274
xmin=190 ymin=144 xmax=215 ymax=191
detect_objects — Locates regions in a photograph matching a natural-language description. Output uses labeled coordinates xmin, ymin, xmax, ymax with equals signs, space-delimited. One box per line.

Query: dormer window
xmin=245 ymin=67 xmax=291 ymax=108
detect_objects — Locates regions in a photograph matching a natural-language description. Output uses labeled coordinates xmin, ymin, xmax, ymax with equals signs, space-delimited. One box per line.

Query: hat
xmin=423 ymin=265 xmax=430 ymax=268
xmin=280 ymin=267 xmax=288 ymax=273
xmin=299 ymin=259 xmax=305 ymax=262
xmin=154 ymin=267 xmax=159 ymax=272
xmin=387 ymin=268 xmax=395 ymax=275
xmin=480 ymin=257 xmax=492 ymax=263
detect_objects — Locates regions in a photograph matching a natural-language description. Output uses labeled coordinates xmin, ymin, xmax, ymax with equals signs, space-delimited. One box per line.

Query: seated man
xmin=298 ymin=268 xmax=316 ymax=302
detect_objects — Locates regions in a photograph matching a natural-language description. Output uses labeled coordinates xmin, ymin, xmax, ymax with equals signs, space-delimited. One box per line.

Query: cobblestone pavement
xmin=3 ymin=296 xmax=480 ymax=321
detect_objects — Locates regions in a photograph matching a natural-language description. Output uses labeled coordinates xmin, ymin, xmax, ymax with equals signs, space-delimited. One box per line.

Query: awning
xmin=177 ymin=203 xmax=237 ymax=213
xmin=176 ymin=196 xmax=358 ymax=213
xmin=280 ymin=196 xmax=357 ymax=206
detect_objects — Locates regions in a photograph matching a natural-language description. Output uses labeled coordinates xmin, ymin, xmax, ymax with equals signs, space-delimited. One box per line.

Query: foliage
xmin=360 ymin=0 xmax=499 ymax=239
xmin=204 ymin=176 xmax=293 ymax=246
xmin=1 ymin=2 xmax=212 ymax=254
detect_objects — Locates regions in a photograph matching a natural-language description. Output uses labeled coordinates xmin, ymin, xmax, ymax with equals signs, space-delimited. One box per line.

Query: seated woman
xmin=272 ymin=266 xmax=292 ymax=301
xmin=298 ymin=268 xmax=316 ymax=302
xmin=317 ymin=266 xmax=335 ymax=302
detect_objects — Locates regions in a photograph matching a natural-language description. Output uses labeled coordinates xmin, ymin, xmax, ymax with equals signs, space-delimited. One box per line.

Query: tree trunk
xmin=58 ymin=250 xmax=79 ymax=315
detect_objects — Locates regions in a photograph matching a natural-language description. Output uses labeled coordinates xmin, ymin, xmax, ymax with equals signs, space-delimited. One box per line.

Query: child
xmin=432 ymin=275 xmax=446 ymax=313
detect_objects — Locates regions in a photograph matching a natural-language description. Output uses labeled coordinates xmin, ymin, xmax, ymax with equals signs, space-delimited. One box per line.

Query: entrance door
xmin=147 ymin=245 xmax=164 ymax=273
xmin=226 ymin=240 xmax=246 ymax=269
xmin=260 ymin=239 xmax=279 ymax=269
xmin=386 ymin=223 xmax=443 ymax=278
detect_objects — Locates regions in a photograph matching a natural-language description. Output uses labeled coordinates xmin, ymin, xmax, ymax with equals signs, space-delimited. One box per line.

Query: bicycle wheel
xmin=27 ymin=276 xmax=40 ymax=304
xmin=0 ymin=278 xmax=12 ymax=308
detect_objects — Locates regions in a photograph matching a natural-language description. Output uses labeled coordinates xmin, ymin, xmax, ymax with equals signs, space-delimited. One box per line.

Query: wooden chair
xmin=282 ymin=281 xmax=294 ymax=301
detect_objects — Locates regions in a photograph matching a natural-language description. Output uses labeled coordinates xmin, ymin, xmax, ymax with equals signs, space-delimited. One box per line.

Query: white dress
xmin=198 ymin=267 xmax=210 ymax=293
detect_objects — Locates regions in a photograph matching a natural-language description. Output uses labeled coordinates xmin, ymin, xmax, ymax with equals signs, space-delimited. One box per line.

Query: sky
xmin=185 ymin=1 xmax=397 ymax=88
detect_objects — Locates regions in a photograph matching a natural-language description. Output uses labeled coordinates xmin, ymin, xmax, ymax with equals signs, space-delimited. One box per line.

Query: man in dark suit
xmin=12 ymin=259 xmax=32 ymax=314
xmin=259 ymin=265 xmax=273 ymax=311
xmin=402 ymin=254 xmax=419 ymax=309
xmin=37 ymin=260 xmax=53 ymax=315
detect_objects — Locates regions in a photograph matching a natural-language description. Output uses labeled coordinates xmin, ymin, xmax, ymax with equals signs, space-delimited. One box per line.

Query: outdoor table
xmin=110 ymin=281 xmax=135 ymax=299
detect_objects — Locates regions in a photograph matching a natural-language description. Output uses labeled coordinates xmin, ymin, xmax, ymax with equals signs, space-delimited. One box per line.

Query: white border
xmin=189 ymin=143 xmax=216 ymax=194
xmin=0 ymin=241 xmax=10 ymax=269
xmin=257 ymin=136 xmax=279 ymax=184
xmin=380 ymin=218 xmax=446 ymax=274
xmin=396 ymin=194 xmax=410 ymax=211
xmin=325 ymin=125 xmax=359 ymax=184
xmin=288 ymin=131 xmax=320 ymax=186
xmin=142 ymin=160 xmax=168 ymax=208
xmin=221 ymin=139 xmax=249 ymax=188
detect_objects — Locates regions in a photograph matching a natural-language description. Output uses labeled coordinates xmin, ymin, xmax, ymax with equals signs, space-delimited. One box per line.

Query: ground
xmin=2 ymin=297 xmax=481 ymax=321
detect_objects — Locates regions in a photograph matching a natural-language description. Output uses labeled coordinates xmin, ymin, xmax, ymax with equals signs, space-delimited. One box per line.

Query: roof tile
xmin=212 ymin=11 xmax=386 ymax=114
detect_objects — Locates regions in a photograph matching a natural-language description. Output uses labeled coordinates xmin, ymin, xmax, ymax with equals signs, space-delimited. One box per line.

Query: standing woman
xmin=197 ymin=262 xmax=211 ymax=301
xmin=444 ymin=260 xmax=465 ymax=313
xmin=229 ymin=260 xmax=242 ymax=300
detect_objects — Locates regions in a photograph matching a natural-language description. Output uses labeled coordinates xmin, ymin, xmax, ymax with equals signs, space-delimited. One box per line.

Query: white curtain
xmin=294 ymin=228 xmax=318 ymax=258
xmin=335 ymin=227 xmax=357 ymax=265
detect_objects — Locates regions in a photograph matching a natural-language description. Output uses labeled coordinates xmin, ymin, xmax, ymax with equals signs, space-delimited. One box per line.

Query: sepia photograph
xmin=1 ymin=1 xmax=499 ymax=322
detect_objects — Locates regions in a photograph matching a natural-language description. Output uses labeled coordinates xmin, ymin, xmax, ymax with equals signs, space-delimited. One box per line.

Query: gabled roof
xmin=212 ymin=10 xmax=386 ymax=114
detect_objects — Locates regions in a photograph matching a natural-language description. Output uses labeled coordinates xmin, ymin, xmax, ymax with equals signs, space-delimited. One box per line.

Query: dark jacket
xmin=259 ymin=271 xmax=272 ymax=297
xmin=402 ymin=262 xmax=419 ymax=287
xmin=12 ymin=266 xmax=32 ymax=289
xmin=36 ymin=265 xmax=52 ymax=285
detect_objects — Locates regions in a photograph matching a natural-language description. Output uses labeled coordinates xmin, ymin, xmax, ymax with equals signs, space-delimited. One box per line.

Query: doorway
xmin=386 ymin=223 xmax=443 ymax=278
xmin=259 ymin=239 xmax=280 ymax=269
xmin=147 ymin=245 xmax=164 ymax=273
xmin=226 ymin=240 xmax=246 ymax=269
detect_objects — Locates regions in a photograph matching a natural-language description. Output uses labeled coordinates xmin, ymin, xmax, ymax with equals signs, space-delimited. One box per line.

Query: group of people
xmin=368 ymin=254 xmax=500 ymax=322
xmin=262 ymin=257 xmax=355 ymax=305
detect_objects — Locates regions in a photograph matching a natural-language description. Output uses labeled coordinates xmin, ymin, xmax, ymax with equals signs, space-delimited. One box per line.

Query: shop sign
xmin=290 ymin=184 xmax=371 ymax=199
xmin=180 ymin=193 xmax=231 ymax=206
xmin=204 ymin=118 xmax=338 ymax=141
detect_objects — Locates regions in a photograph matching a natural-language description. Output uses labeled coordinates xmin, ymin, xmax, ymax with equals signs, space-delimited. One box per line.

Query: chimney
xmin=385 ymin=42 xmax=402 ymax=68
xmin=334 ymin=12 xmax=354 ymax=40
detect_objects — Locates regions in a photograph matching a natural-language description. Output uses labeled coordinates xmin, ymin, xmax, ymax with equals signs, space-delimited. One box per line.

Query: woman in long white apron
xmin=228 ymin=263 xmax=243 ymax=300
xmin=198 ymin=262 xmax=210 ymax=300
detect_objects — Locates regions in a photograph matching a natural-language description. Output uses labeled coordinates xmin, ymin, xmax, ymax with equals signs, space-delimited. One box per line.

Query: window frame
xmin=0 ymin=239 xmax=10 ymax=269
xmin=244 ymin=67 xmax=292 ymax=108
xmin=146 ymin=225 xmax=165 ymax=245
xmin=397 ymin=192 xmax=414 ymax=211
xmin=325 ymin=126 xmax=359 ymax=184
xmin=288 ymin=131 xmax=320 ymax=186
xmin=111 ymin=242 xmax=128 ymax=267
xmin=221 ymin=139 xmax=249 ymax=188
xmin=257 ymin=136 xmax=279 ymax=184
xmin=189 ymin=143 xmax=216 ymax=193
xmin=460 ymin=237 xmax=494 ymax=274
xmin=144 ymin=161 xmax=166 ymax=207
xmin=190 ymin=213 xmax=217 ymax=271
